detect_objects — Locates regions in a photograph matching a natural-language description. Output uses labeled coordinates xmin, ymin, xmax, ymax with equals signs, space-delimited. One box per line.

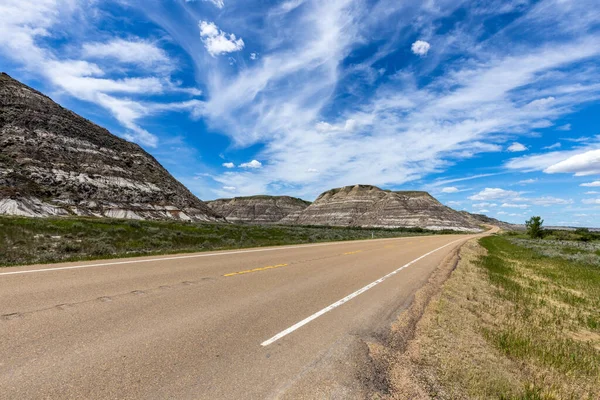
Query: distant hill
xmin=206 ymin=195 xmax=310 ymax=224
xmin=280 ymin=184 xmax=482 ymax=231
xmin=0 ymin=73 xmax=223 ymax=222
xmin=459 ymin=211 xmax=523 ymax=231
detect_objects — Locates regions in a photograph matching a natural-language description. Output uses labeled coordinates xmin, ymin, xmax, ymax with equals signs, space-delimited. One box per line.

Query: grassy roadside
xmin=0 ymin=216 xmax=459 ymax=267
xmin=376 ymin=234 xmax=600 ymax=399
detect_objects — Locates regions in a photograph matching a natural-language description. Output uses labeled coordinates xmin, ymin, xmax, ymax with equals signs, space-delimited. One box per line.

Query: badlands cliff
xmin=207 ymin=195 xmax=310 ymax=224
xmin=281 ymin=184 xmax=482 ymax=231
xmin=0 ymin=73 xmax=223 ymax=222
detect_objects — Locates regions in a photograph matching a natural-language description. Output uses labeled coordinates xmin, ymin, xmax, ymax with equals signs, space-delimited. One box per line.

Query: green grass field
xmin=478 ymin=235 xmax=600 ymax=396
xmin=0 ymin=216 xmax=458 ymax=267
xmin=379 ymin=230 xmax=600 ymax=399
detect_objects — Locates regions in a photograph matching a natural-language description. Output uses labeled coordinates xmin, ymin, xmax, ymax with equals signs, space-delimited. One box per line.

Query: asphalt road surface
xmin=0 ymin=232 xmax=486 ymax=399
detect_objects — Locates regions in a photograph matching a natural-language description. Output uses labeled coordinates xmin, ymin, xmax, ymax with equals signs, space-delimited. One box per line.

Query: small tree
xmin=525 ymin=216 xmax=544 ymax=239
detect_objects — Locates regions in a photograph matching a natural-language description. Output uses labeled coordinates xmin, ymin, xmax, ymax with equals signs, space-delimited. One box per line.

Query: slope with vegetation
xmin=0 ymin=215 xmax=459 ymax=267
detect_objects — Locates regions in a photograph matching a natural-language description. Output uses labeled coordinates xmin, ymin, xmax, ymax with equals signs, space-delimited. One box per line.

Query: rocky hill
xmin=0 ymin=73 xmax=223 ymax=222
xmin=207 ymin=195 xmax=310 ymax=224
xmin=280 ymin=184 xmax=481 ymax=231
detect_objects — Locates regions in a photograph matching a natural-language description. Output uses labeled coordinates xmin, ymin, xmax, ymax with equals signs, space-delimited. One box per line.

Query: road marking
xmin=343 ymin=250 xmax=363 ymax=255
xmin=224 ymin=263 xmax=288 ymax=277
xmin=260 ymin=237 xmax=466 ymax=346
xmin=0 ymin=236 xmax=427 ymax=277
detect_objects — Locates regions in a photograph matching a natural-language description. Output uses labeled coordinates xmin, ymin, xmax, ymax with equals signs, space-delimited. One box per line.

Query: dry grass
xmin=370 ymin=236 xmax=600 ymax=399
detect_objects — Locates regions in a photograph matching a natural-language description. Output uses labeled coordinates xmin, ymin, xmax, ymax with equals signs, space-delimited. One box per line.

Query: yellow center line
xmin=224 ymin=263 xmax=288 ymax=277
xmin=343 ymin=250 xmax=363 ymax=255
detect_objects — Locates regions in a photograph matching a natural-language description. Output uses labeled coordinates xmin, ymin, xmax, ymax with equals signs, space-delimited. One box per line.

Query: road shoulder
xmin=276 ymin=238 xmax=467 ymax=399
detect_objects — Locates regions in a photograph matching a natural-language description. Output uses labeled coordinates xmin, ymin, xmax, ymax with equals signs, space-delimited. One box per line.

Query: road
xmin=0 ymin=232 xmax=484 ymax=399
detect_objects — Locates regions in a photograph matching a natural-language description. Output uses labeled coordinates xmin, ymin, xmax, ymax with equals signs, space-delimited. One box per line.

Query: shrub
xmin=525 ymin=216 xmax=543 ymax=239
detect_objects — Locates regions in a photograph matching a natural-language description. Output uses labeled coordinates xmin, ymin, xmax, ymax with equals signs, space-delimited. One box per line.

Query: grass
xmin=378 ymin=233 xmax=600 ymax=399
xmin=477 ymin=236 xmax=600 ymax=386
xmin=0 ymin=215 xmax=458 ymax=267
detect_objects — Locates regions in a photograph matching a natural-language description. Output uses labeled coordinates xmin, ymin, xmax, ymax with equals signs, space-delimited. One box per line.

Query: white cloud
xmin=411 ymin=40 xmax=431 ymax=56
xmin=250 ymin=52 xmax=258 ymax=60
xmin=430 ymin=174 xmax=501 ymax=187
xmin=518 ymin=178 xmax=537 ymax=184
xmin=585 ymin=191 xmax=599 ymax=194
xmin=315 ymin=119 xmax=357 ymax=133
xmin=581 ymin=181 xmax=600 ymax=187
xmin=222 ymin=162 xmax=235 ymax=168
xmin=475 ymin=209 xmax=490 ymax=213
xmin=582 ymin=198 xmax=600 ymax=205
xmin=544 ymin=149 xmax=600 ymax=176
xmin=525 ymin=96 xmax=555 ymax=109
xmin=306 ymin=168 xmax=319 ymax=173
xmin=204 ymin=0 xmax=225 ymax=8
xmin=239 ymin=159 xmax=262 ymax=169
xmin=507 ymin=142 xmax=528 ymax=152
xmin=82 ymin=39 xmax=172 ymax=70
xmin=469 ymin=188 xmax=519 ymax=201
xmin=222 ymin=186 xmax=236 ymax=191
xmin=542 ymin=142 xmax=561 ymax=150
xmin=501 ymin=203 xmax=529 ymax=209
xmin=556 ymin=123 xmax=571 ymax=131
xmin=505 ymin=143 xmax=600 ymax=172
xmin=530 ymin=197 xmax=573 ymax=206
xmin=473 ymin=202 xmax=497 ymax=208
xmin=199 ymin=21 xmax=244 ymax=57
xmin=441 ymin=186 xmax=459 ymax=193
xmin=186 ymin=0 xmax=225 ymax=8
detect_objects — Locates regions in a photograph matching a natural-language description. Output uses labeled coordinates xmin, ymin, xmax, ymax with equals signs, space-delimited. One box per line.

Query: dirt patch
xmin=569 ymin=330 xmax=600 ymax=351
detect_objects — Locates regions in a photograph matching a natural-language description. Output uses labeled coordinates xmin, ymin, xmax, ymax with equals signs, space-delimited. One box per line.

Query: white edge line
xmin=0 ymin=235 xmax=438 ymax=277
xmin=260 ymin=237 xmax=466 ymax=346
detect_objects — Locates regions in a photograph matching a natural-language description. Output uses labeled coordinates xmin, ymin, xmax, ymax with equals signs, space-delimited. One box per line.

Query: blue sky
xmin=1 ymin=0 xmax=600 ymax=227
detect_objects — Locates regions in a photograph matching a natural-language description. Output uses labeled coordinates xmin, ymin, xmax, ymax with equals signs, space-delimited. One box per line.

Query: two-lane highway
xmin=0 ymin=232 xmax=483 ymax=399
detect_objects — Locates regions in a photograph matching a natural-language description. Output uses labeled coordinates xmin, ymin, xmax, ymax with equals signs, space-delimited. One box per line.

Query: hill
xmin=459 ymin=211 xmax=522 ymax=231
xmin=280 ymin=184 xmax=481 ymax=231
xmin=206 ymin=195 xmax=310 ymax=224
xmin=0 ymin=73 xmax=223 ymax=222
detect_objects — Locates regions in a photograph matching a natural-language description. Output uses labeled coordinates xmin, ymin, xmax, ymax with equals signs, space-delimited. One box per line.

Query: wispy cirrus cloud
xmin=0 ymin=0 xmax=202 ymax=147
xmin=82 ymin=39 xmax=173 ymax=70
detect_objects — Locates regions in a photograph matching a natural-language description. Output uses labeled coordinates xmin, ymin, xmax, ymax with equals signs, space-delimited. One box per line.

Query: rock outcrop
xmin=207 ymin=195 xmax=310 ymax=224
xmin=0 ymin=73 xmax=223 ymax=221
xmin=280 ymin=184 xmax=481 ymax=231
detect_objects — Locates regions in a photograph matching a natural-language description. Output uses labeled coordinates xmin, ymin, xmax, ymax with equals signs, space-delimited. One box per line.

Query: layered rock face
xmin=207 ymin=195 xmax=310 ymax=224
xmin=0 ymin=73 xmax=223 ymax=222
xmin=281 ymin=184 xmax=481 ymax=231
